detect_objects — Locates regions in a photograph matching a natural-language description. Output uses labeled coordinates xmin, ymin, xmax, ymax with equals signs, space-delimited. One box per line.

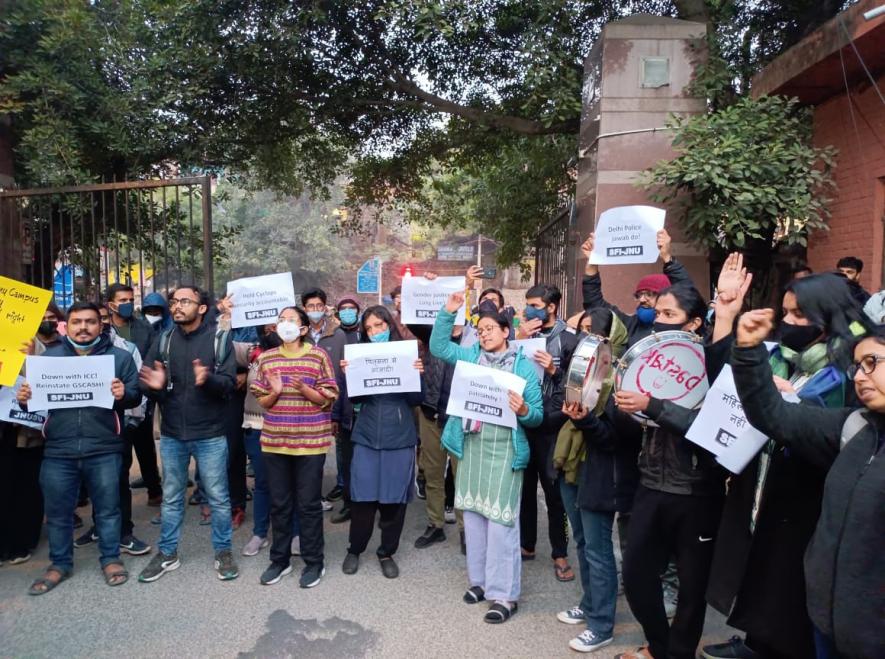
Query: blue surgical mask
xmin=369 ymin=329 xmax=390 ymax=343
xmin=116 ymin=302 xmax=134 ymax=319
xmin=307 ymin=310 xmax=325 ymax=324
xmin=338 ymin=308 xmax=358 ymax=326
xmin=524 ymin=305 xmax=548 ymax=323
xmin=636 ymin=306 xmax=656 ymax=324
xmin=67 ymin=335 xmax=102 ymax=351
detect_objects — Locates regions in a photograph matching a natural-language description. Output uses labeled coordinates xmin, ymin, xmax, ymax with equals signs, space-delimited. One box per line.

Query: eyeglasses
xmin=476 ymin=325 xmax=501 ymax=336
xmin=634 ymin=290 xmax=657 ymax=301
xmin=848 ymin=354 xmax=885 ymax=379
xmin=169 ymin=298 xmax=199 ymax=308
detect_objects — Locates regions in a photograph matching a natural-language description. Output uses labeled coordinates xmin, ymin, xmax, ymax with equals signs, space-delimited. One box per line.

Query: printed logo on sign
xmin=607 ymin=246 xmax=643 ymax=258
xmin=10 ymin=409 xmax=44 ymax=423
xmin=715 ymin=428 xmax=737 ymax=447
xmin=416 ymin=310 xmax=438 ymax=319
xmin=364 ymin=378 xmax=401 ymax=388
xmin=465 ymin=401 xmax=502 ymax=417
xmin=47 ymin=392 xmax=94 ymax=403
xmin=245 ymin=308 xmax=278 ymax=320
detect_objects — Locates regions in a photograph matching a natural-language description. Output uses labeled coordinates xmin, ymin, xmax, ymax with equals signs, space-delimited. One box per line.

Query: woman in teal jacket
xmin=430 ymin=292 xmax=544 ymax=624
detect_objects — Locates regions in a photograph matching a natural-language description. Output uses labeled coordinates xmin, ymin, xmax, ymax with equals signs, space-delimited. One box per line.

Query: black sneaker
xmin=260 ymin=562 xmax=292 ymax=585
xmin=324 ymin=485 xmax=344 ymax=502
xmin=138 ymin=551 xmax=180 ymax=582
xmin=214 ymin=550 xmax=239 ymax=581
xmin=299 ymin=564 xmax=325 ymax=588
xmin=416 ymin=478 xmax=427 ymax=500
xmin=414 ymin=525 xmax=446 ymax=549
xmin=120 ymin=534 xmax=152 ymax=556
xmin=74 ymin=527 xmax=98 ymax=548
xmin=701 ymin=637 xmax=760 ymax=659
xmin=331 ymin=506 xmax=351 ymax=524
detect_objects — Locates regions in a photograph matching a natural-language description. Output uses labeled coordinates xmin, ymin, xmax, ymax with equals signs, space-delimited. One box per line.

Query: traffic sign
xmin=357 ymin=258 xmax=379 ymax=294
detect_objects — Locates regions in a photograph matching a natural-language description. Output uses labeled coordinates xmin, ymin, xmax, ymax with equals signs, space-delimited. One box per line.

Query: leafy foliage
xmin=642 ymin=95 xmax=837 ymax=251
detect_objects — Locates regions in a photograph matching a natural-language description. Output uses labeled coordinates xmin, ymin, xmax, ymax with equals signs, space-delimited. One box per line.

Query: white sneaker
xmin=569 ymin=630 xmax=613 ymax=653
xmin=290 ymin=536 xmax=301 ymax=556
xmin=242 ymin=535 xmax=269 ymax=557
xmin=557 ymin=606 xmax=585 ymax=624
xmin=321 ymin=499 xmax=333 ymax=512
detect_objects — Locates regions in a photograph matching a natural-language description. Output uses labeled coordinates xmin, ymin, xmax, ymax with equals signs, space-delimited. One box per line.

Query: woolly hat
xmin=634 ymin=274 xmax=670 ymax=295
xmin=337 ymin=297 xmax=361 ymax=312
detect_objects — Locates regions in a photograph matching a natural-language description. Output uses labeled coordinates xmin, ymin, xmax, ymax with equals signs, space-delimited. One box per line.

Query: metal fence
xmin=535 ymin=201 xmax=578 ymax=314
xmin=0 ymin=176 xmax=214 ymax=306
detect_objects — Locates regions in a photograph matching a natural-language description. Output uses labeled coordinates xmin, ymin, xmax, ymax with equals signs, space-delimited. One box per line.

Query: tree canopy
xmin=0 ymin=0 xmax=856 ymax=265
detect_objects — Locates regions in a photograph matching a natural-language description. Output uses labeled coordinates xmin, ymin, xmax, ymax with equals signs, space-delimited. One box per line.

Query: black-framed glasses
xmin=847 ymin=354 xmax=885 ymax=379
xmin=169 ymin=298 xmax=199 ymax=308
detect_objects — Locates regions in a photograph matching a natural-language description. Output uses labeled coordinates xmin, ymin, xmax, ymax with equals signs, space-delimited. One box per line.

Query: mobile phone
xmin=479 ymin=266 xmax=497 ymax=279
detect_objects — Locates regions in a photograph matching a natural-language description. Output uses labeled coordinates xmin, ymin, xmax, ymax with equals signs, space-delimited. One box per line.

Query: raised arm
xmin=429 ymin=293 xmax=476 ymax=365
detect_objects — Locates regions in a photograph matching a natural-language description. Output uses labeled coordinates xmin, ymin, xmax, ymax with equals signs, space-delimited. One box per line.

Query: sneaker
xmin=290 ymin=536 xmax=301 ymax=556
xmin=701 ymin=637 xmax=761 ymax=659
xmin=321 ymin=498 xmax=333 ymax=512
xmin=444 ymin=506 xmax=456 ymax=524
xmin=231 ymin=507 xmax=246 ymax=530
xmin=325 ymin=485 xmax=344 ymax=502
xmin=342 ymin=552 xmax=359 ymax=575
xmin=260 ymin=562 xmax=292 ymax=585
xmin=331 ymin=506 xmax=351 ymax=524
xmin=150 ymin=513 xmax=162 ymax=526
xmin=120 ymin=535 xmax=152 ymax=556
xmin=9 ymin=553 xmax=32 ymax=565
xmin=74 ymin=527 xmax=98 ymax=548
xmin=300 ymin=564 xmax=325 ymax=588
xmin=664 ymin=587 xmax=678 ymax=619
xmin=569 ymin=630 xmax=614 ymax=653
xmin=138 ymin=551 xmax=180 ymax=582
xmin=557 ymin=606 xmax=585 ymax=625
xmin=414 ymin=525 xmax=446 ymax=549
xmin=416 ymin=478 xmax=427 ymax=500
xmin=214 ymin=550 xmax=239 ymax=581
xmin=242 ymin=535 xmax=269 ymax=557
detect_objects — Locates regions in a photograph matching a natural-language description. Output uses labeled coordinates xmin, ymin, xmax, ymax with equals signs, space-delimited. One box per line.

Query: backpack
xmin=158 ymin=327 xmax=231 ymax=373
xmin=840 ymin=408 xmax=869 ymax=450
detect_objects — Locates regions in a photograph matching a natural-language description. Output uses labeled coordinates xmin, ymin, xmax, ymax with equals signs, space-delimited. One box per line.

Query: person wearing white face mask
xmin=249 ymin=307 xmax=339 ymax=589
xmin=141 ymin=292 xmax=172 ymax=331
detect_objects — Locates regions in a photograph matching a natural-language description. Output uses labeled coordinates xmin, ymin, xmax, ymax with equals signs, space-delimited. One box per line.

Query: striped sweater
xmin=249 ymin=344 xmax=339 ymax=456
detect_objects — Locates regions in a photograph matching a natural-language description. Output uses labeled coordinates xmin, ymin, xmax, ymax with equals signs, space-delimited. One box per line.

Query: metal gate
xmin=0 ymin=176 xmax=214 ymax=306
xmin=535 ymin=201 xmax=578 ymax=314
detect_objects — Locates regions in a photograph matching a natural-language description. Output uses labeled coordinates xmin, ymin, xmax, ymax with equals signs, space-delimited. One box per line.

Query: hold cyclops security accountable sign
xmin=343 ymin=340 xmax=421 ymax=396
xmin=25 ymin=355 xmax=115 ymax=410
xmin=226 ymin=272 xmax=297 ymax=328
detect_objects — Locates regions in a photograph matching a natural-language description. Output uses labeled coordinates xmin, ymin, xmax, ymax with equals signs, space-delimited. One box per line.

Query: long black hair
xmin=785 ymin=273 xmax=873 ymax=368
xmin=657 ymin=283 xmax=707 ymax=334
xmin=359 ymin=305 xmax=403 ymax=343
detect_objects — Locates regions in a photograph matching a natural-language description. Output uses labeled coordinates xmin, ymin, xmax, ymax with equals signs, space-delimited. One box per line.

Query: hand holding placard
xmin=588 ymin=206 xmax=666 ymax=265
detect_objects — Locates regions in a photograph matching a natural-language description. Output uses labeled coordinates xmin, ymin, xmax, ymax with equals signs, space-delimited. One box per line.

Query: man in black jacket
xmin=17 ymin=301 xmax=141 ymax=594
xmin=137 ymin=285 xmax=239 ymax=583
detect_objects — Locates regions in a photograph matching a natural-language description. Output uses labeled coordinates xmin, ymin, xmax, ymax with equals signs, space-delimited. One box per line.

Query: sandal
xmin=554 ymin=558 xmax=575 ymax=582
xmin=103 ymin=562 xmax=129 ymax=587
xmin=199 ymin=504 xmax=211 ymax=526
xmin=484 ymin=601 xmax=518 ymax=624
xmin=463 ymin=585 xmax=486 ymax=604
xmin=520 ymin=548 xmax=536 ymax=561
xmin=28 ymin=566 xmax=70 ymax=596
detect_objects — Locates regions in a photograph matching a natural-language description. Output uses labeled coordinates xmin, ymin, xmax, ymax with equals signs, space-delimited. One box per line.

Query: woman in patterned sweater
xmin=250 ymin=306 xmax=338 ymax=589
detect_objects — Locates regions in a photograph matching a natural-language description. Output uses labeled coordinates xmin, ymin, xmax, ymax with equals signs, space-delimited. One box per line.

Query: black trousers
xmin=264 ymin=452 xmax=324 ymax=568
xmin=131 ymin=411 xmax=161 ymax=498
xmin=0 ymin=429 xmax=44 ymax=559
xmin=226 ymin=391 xmax=247 ymax=511
xmin=623 ymin=485 xmax=723 ymax=659
xmin=339 ymin=427 xmax=353 ymax=506
xmin=348 ymin=501 xmax=407 ymax=558
xmin=520 ymin=430 xmax=568 ymax=558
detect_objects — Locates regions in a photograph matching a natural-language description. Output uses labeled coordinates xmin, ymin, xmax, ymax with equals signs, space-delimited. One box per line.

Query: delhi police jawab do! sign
xmin=227 ymin=272 xmax=297 ymax=329
xmin=343 ymin=340 xmax=421 ymax=396
xmin=25 ymin=355 xmax=115 ymax=410
xmin=400 ymin=276 xmax=466 ymax=325
xmin=589 ymin=206 xmax=666 ymax=265
xmin=446 ymin=361 xmax=527 ymax=430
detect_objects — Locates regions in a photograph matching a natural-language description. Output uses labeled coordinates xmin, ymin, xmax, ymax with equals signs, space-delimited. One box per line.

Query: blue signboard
xmin=53 ymin=264 xmax=79 ymax=309
xmin=357 ymin=258 xmax=379 ymax=294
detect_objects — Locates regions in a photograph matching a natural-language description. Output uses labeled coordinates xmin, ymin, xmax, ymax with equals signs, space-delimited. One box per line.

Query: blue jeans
xmin=159 ymin=435 xmax=232 ymax=554
xmin=41 ymin=453 xmax=122 ymax=570
xmin=243 ymin=429 xmax=270 ymax=538
xmin=814 ymin=626 xmax=841 ymax=659
xmin=560 ymin=479 xmax=591 ymax=613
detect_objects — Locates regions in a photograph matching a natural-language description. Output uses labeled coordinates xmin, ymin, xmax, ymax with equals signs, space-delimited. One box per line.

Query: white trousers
xmin=463 ymin=509 xmax=521 ymax=602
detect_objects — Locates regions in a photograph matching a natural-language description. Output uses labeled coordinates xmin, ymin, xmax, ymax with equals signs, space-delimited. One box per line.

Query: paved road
xmin=0 ymin=462 xmax=732 ymax=658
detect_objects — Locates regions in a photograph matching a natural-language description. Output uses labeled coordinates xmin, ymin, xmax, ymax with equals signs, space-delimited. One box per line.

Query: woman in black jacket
xmin=340 ymin=305 xmax=423 ymax=579
xmin=731 ymin=309 xmax=884 ymax=659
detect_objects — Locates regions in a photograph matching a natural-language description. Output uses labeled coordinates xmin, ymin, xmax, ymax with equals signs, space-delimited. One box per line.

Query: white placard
xmin=511 ymin=338 xmax=546 ymax=382
xmin=401 ymin=276 xmax=466 ymax=325
xmin=685 ymin=365 xmax=769 ymax=474
xmin=589 ymin=205 xmax=666 ymax=265
xmin=227 ymin=272 xmax=297 ymax=328
xmin=25 ymin=355 xmax=116 ymax=410
xmin=446 ymin=361 xmax=527 ymax=430
xmin=0 ymin=376 xmax=47 ymax=429
xmin=343 ymin=340 xmax=421 ymax=396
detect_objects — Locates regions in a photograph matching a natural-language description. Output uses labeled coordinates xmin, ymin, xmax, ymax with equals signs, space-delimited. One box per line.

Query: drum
xmin=614 ymin=330 xmax=708 ymax=423
xmin=564 ymin=334 xmax=613 ymax=410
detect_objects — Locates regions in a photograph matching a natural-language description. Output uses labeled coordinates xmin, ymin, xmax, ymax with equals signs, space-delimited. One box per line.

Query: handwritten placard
xmin=0 ymin=277 xmax=53 ymax=385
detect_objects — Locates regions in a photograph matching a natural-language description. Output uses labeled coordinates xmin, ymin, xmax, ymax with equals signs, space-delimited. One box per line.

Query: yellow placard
xmin=0 ymin=277 xmax=53 ymax=385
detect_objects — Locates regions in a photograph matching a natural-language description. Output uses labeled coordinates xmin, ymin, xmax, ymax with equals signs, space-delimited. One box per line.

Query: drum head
xmin=614 ymin=331 xmax=709 ymax=417
xmin=565 ymin=334 xmax=613 ymax=411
